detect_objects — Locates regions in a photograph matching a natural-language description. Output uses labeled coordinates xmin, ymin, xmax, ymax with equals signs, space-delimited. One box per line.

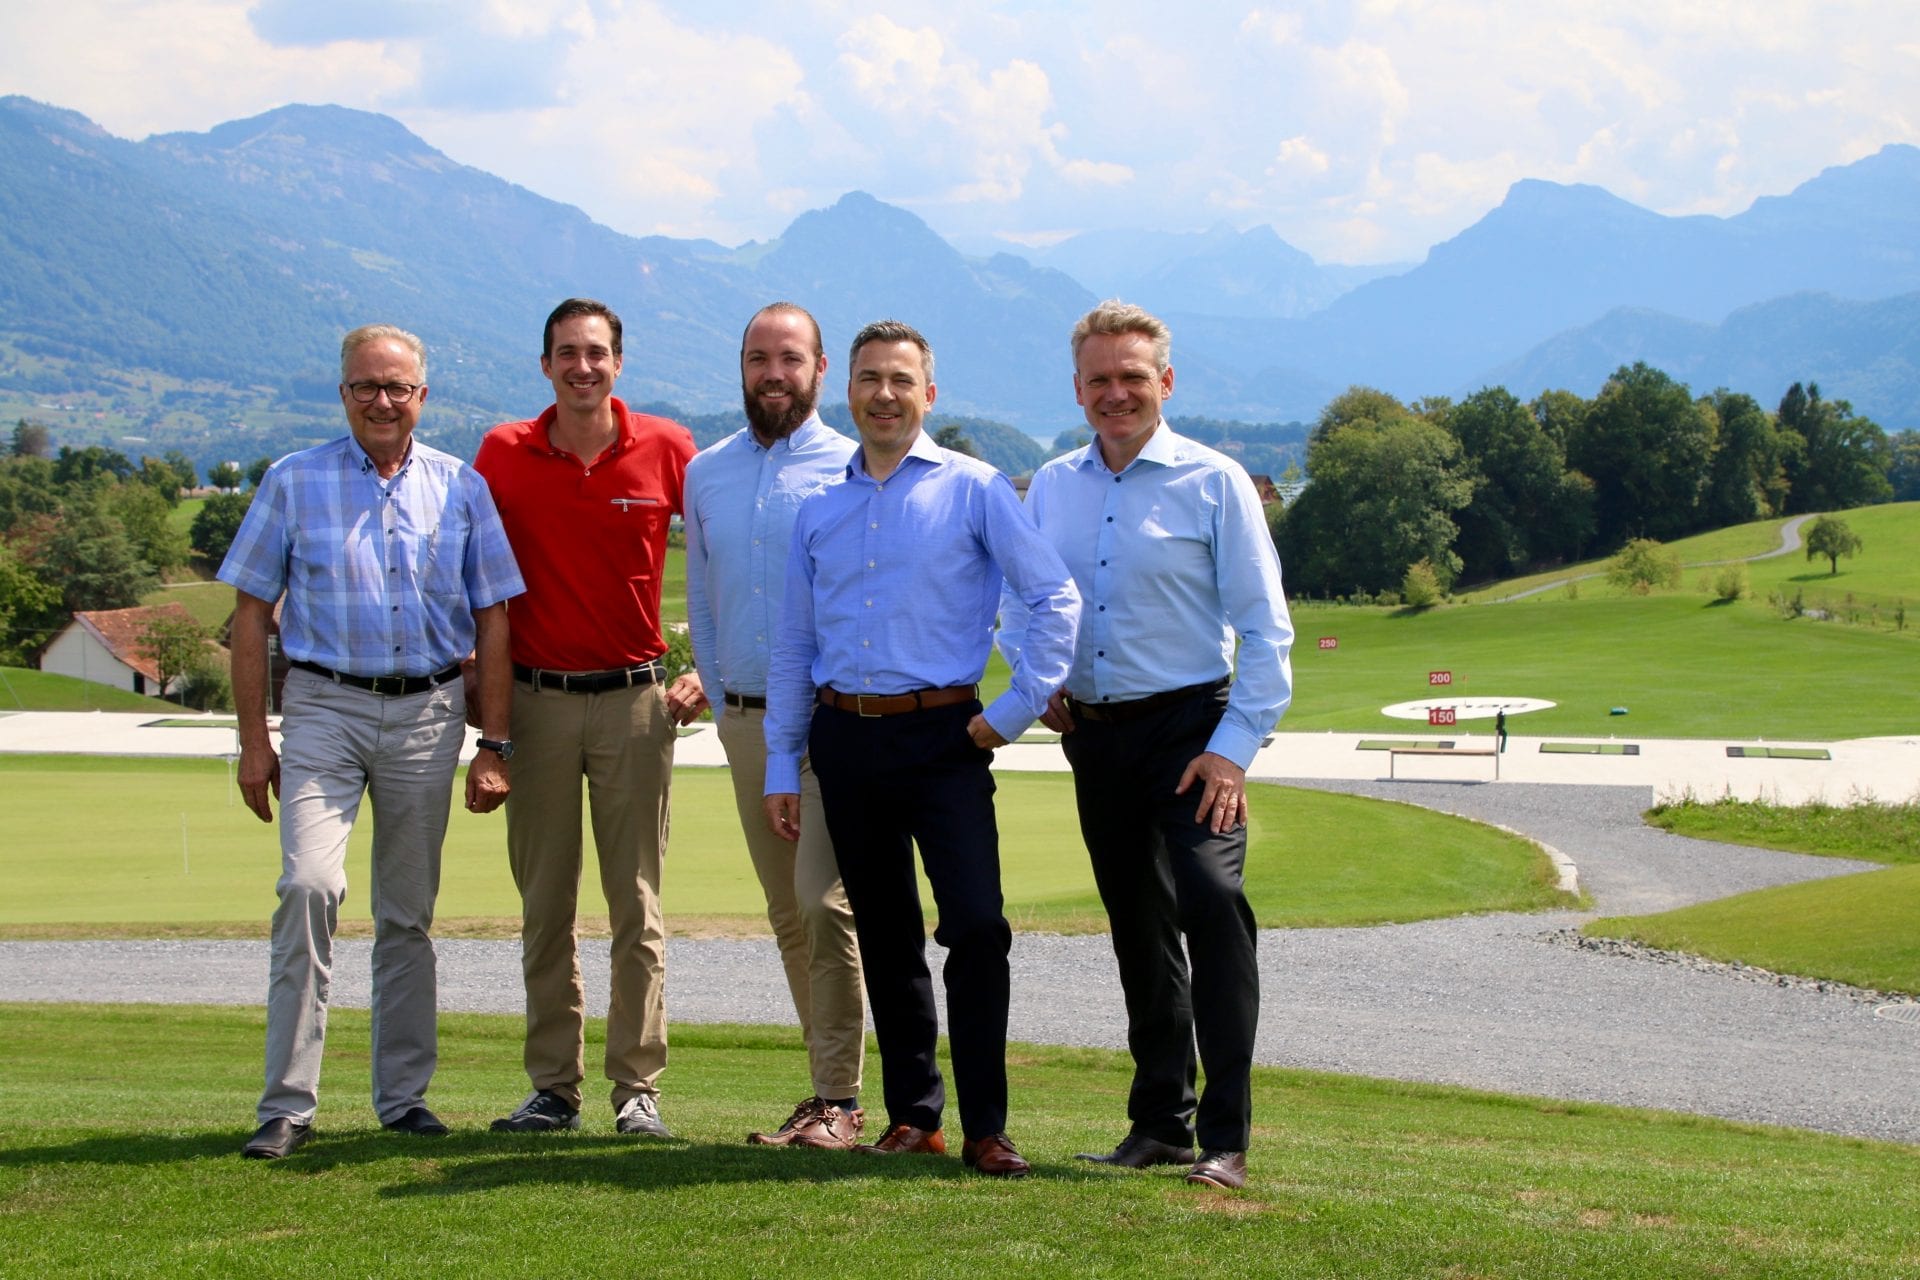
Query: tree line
xmin=1273 ymin=364 xmax=1917 ymax=600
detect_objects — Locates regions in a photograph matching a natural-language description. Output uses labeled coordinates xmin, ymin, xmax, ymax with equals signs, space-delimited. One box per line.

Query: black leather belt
xmin=290 ymin=659 xmax=461 ymax=697
xmin=515 ymin=660 xmax=662 ymax=694
xmin=1069 ymin=678 xmax=1228 ymax=725
xmin=724 ymin=691 xmax=767 ymax=709
xmin=817 ymin=685 xmax=978 ymax=717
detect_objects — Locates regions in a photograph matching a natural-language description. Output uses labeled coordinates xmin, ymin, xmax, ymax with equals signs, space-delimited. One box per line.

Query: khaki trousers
xmin=506 ymin=679 xmax=674 ymax=1111
xmin=718 ymin=705 xmax=865 ymax=1099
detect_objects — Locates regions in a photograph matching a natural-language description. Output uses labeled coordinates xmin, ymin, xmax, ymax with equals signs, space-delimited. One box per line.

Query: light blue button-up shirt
xmin=683 ymin=414 xmax=856 ymax=710
xmin=764 ymin=430 xmax=1081 ymax=795
xmin=997 ymin=422 xmax=1294 ymax=768
xmin=218 ymin=435 xmax=524 ymax=675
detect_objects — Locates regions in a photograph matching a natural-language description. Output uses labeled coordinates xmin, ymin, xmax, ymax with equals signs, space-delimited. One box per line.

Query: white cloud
xmin=2 ymin=0 xmax=1917 ymax=262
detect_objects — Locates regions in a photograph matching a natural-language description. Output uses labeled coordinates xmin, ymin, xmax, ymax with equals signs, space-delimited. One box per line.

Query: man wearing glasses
xmin=223 ymin=323 xmax=523 ymax=1159
xmin=474 ymin=299 xmax=699 ymax=1139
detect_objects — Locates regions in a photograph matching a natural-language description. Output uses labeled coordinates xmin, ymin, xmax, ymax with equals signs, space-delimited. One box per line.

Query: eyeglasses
xmin=345 ymin=381 xmax=422 ymax=404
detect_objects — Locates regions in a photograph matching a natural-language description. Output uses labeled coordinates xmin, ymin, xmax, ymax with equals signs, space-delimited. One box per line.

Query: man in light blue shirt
xmin=999 ymin=300 xmax=1294 ymax=1190
xmin=222 ymin=323 xmax=523 ymax=1159
xmin=763 ymin=320 xmax=1080 ymax=1177
xmin=684 ymin=302 xmax=867 ymax=1149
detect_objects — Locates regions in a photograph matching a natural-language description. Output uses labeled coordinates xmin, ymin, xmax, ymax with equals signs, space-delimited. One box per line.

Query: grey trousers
xmin=258 ymin=667 xmax=465 ymax=1126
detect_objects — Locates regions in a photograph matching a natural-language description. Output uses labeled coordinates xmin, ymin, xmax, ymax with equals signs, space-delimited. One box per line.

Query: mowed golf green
xmin=0 ymin=754 xmax=1569 ymax=936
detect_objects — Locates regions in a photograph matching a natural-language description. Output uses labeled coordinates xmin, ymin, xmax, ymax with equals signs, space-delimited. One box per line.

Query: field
xmin=0 ymin=754 xmax=1568 ymax=937
xmin=2 ymin=1004 xmax=1915 ymax=1280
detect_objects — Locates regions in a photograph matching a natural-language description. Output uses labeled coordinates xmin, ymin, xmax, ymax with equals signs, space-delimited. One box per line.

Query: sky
xmin=4 ymin=0 xmax=1917 ymax=265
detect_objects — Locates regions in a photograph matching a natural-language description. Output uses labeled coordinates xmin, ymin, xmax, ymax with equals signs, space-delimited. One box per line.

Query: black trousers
xmin=809 ymin=699 xmax=1011 ymax=1140
xmin=1062 ymin=685 xmax=1259 ymax=1152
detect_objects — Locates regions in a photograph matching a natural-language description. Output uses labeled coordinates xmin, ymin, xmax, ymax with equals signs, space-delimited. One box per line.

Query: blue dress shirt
xmin=764 ymin=431 xmax=1081 ymax=795
xmin=683 ymin=415 xmax=857 ymax=710
xmin=998 ymin=423 xmax=1294 ymax=769
xmin=219 ymin=436 xmax=524 ymax=675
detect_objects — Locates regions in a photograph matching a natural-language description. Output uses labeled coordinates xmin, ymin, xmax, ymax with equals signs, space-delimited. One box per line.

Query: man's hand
xmin=664 ymin=672 xmax=708 ymax=726
xmin=1037 ymin=689 xmax=1075 ymax=735
xmin=765 ymin=793 xmax=802 ymax=842
xmin=967 ymin=713 xmax=1008 ymax=750
xmin=466 ymin=747 xmax=510 ymax=814
xmin=1174 ymin=751 xmax=1247 ymax=835
xmin=238 ymin=741 xmax=281 ymax=824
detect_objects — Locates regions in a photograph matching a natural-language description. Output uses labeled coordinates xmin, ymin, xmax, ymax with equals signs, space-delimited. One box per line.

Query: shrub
xmin=1606 ymin=538 xmax=1682 ymax=594
xmin=1711 ymin=563 xmax=1748 ymax=602
xmin=1400 ymin=559 xmax=1444 ymax=608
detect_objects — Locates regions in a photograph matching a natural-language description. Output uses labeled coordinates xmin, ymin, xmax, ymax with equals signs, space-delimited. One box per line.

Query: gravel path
xmin=3 ymin=779 xmax=1914 ymax=1145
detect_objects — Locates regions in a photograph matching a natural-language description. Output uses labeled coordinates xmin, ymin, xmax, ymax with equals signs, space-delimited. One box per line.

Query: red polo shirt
xmin=474 ymin=398 xmax=696 ymax=671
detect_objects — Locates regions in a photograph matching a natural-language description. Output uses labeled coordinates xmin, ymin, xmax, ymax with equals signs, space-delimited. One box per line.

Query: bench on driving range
xmin=1388 ymin=745 xmax=1500 ymax=780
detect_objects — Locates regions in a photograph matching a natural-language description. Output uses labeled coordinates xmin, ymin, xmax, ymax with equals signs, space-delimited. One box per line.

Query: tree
xmin=51 ymin=444 xmax=135 ymax=489
xmin=1890 ymin=431 xmax=1920 ymax=502
xmin=164 ymin=449 xmax=199 ymax=491
xmin=0 ymin=538 xmax=60 ymax=665
xmin=138 ymin=613 xmax=214 ymax=703
xmin=1700 ymin=390 xmax=1790 ymax=527
xmin=1313 ymin=385 xmax=1410 ymax=442
xmin=1605 ymin=538 xmax=1683 ymax=594
xmin=1803 ymin=514 xmax=1862 ymax=575
xmin=932 ymin=424 xmax=978 ymax=459
xmin=190 ymin=491 xmax=254 ymax=565
xmin=246 ymin=455 xmax=275 ymax=488
xmin=137 ymin=456 xmax=189 ymax=506
xmin=1050 ymin=427 xmax=1090 ymax=455
xmin=11 ymin=420 xmax=51 ymax=459
xmin=1441 ymin=387 xmax=1593 ymax=580
xmin=1400 ymin=559 xmax=1444 ymax=608
xmin=207 ymin=460 xmax=244 ymax=491
xmin=1567 ymin=363 xmax=1716 ymax=547
xmin=104 ymin=481 xmax=191 ymax=575
xmin=1278 ymin=410 xmax=1474 ymax=598
xmin=32 ymin=492 xmax=158 ymax=615
xmin=1777 ymin=383 xmax=1893 ymax=513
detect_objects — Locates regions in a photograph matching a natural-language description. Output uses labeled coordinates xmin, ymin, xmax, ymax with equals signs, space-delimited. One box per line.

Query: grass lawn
xmin=2 ymin=1004 xmax=1915 ymax=1279
xmin=142 ymin=577 xmax=237 ymax=631
xmin=1644 ymin=795 xmax=1920 ymax=864
xmin=1585 ymin=864 xmax=1920 ymax=994
xmin=0 ymin=667 xmax=178 ymax=713
xmin=0 ymin=755 xmax=1570 ymax=938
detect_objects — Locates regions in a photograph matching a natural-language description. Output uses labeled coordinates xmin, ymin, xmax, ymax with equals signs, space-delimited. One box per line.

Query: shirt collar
xmin=532 ymin=396 xmax=635 ymax=459
xmin=850 ymin=427 xmax=943 ymax=483
xmin=1072 ymin=418 xmax=1175 ymax=476
xmin=749 ymin=412 xmax=829 ymax=456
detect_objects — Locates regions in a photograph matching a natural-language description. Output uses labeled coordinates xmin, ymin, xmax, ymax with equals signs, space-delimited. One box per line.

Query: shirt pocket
xmin=422 ymin=509 xmax=472 ymax=599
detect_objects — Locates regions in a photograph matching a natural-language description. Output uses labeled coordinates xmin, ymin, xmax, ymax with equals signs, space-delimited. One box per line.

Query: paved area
xmin=3 ymin=711 xmax=1917 ymax=1144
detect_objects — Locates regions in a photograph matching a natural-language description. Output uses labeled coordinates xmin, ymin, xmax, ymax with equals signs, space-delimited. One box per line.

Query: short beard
xmin=743 ymin=376 xmax=819 ymax=441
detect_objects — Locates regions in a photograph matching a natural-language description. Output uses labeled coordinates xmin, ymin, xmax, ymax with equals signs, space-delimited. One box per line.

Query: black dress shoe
xmin=1074 ymin=1132 xmax=1196 ymax=1168
xmin=383 ymin=1106 xmax=449 ymax=1136
xmin=242 ymin=1117 xmax=313 ymax=1159
xmin=1186 ymin=1149 xmax=1248 ymax=1189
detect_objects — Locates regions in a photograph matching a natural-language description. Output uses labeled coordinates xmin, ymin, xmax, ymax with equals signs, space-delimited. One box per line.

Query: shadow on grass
xmin=0 ymin=1129 xmax=1118 ymax=1193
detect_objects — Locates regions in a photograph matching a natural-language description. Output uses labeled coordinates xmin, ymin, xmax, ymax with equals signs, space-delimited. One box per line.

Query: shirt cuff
xmin=983 ymin=694 xmax=1035 ymax=745
xmin=765 ymin=753 xmax=802 ymax=796
xmin=1205 ymin=722 xmax=1263 ymax=772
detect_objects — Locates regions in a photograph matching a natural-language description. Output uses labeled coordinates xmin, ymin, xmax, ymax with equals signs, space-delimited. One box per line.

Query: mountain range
xmin=2 ymin=94 xmax=1916 ymax=452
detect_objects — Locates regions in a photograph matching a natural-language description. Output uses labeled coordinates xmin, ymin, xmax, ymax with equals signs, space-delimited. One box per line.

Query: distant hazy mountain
xmin=3 ymin=93 xmax=1917 ymax=441
xmin=1013 ymin=224 xmax=1408 ymax=320
xmin=1270 ymin=146 xmax=1920 ymax=401
xmin=1480 ymin=292 xmax=1920 ymax=424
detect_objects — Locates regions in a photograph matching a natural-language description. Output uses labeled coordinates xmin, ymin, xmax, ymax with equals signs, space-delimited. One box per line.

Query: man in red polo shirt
xmin=474 ymin=298 xmax=698 ymax=1138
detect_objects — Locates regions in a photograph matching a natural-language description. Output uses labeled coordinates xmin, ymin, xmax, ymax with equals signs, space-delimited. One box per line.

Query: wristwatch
xmin=476 ymin=737 xmax=515 ymax=760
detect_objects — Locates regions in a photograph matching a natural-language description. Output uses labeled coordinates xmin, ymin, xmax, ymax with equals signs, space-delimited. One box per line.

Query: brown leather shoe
xmin=1075 ymin=1132 xmax=1196 ymax=1168
xmin=1186 ymin=1149 xmax=1248 ymax=1189
xmin=854 ymin=1123 xmax=946 ymax=1156
xmin=961 ymin=1132 xmax=1031 ymax=1178
xmin=748 ymin=1096 xmax=866 ymax=1150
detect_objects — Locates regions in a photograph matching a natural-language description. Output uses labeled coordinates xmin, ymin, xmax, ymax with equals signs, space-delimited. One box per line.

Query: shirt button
xmin=863 ymin=678 xmax=872 ymax=687
xmin=753 ymin=586 xmax=761 ymax=594
xmin=867 ymin=560 xmax=876 ymax=568
xmin=1106 ymin=516 xmax=1114 ymax=523
xmin=865 ymin=599 xmax=873 ymax=607
xmin=1097 ymin=649 xmax=1105 ymax=657
xmin=1098 ymin=605 xmax=1106 ymax=611
xmin=870 ymin=522 xmax=878 ymax=530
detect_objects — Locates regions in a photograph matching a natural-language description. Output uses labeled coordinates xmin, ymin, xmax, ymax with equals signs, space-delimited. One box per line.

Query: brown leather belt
xmin=817 ymin=684 xmax=978 ymax=717
xmin=1069 ymin=678 xmax=1228 ymax=725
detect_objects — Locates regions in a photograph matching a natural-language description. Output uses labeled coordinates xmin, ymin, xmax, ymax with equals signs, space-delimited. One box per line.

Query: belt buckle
xmin=368 ymin=675 xmax=405 ymax=697
xmin=853 ymin=693 xmax=882 ymax=718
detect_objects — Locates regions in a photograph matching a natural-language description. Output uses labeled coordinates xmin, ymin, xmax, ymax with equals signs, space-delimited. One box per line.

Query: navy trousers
xmin=808 ymin=699 xmax=1012 ymax=1140
xmin=1061 ymin=685 xmax=1259 ymax=1152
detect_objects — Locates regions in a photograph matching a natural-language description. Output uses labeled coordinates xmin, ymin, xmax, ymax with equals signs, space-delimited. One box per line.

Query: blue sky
xmin=5 ymin=1 xmax=1916 ymax=264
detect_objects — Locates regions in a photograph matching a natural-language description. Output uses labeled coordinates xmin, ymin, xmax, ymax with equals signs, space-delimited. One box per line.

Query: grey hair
xmin=340 ymin=324 xmax=427 ymax=384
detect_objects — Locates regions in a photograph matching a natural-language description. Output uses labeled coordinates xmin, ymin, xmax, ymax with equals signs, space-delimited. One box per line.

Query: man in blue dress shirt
xmin=684 ymin=302 xmax=867 ymax=1149
xmin=763 ymin=320 xmax=1080 ymax=1177
xmin=999 ymin=300 xmax=1294 ymax=1190
xmin=221 ymin=323 xmax=524 ymax=1159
